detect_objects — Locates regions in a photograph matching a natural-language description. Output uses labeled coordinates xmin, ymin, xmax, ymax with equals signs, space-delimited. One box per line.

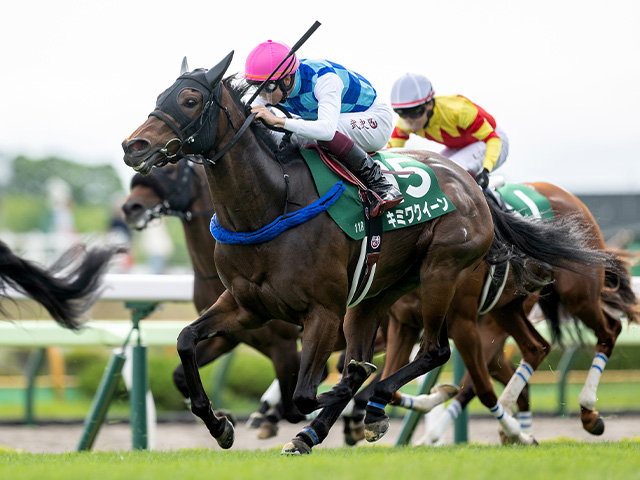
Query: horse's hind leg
xmin=553 ymin=270 xmax=622 ymax=435
xmin=177 ymin=291 xmax=265 ymax=449
xmin=494 ymin=304 xmax=550 ymax=419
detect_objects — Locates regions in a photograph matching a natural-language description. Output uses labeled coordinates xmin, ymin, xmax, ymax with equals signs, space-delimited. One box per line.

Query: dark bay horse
xmin=122 ymin=157 xmax=392 ymax=441
xmin=0 ymin=240 xmax=121 ymax=329
xmin=383 ymin=182 xmax=639 ymax=443
xmin=121 ymin=53 xmax=611 ymax=453
xmin=121 ymin=160 xmax=306 ymax=428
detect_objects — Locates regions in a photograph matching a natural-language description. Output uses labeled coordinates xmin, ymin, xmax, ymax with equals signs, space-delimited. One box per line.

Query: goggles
xmin=263 ymin=81 xmax=279 ymax=93
xmin=394 ymin=104 xmax=427 ymax=119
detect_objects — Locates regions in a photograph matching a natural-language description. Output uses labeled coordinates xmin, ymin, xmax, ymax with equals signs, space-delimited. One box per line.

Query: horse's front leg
xmin=177 ymin=291 xmax=264 ymax=449
xmin=288 ymin=305 xmax=343 ymax=416
xmin=282 ymin=303 xmax=380 ymax=454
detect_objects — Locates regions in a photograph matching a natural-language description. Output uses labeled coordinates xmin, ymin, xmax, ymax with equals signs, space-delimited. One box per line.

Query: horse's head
xmin=122 ymin=159 xmax=201 ymax=229
xmin=122 ymin=51 xmax=234 ymax=174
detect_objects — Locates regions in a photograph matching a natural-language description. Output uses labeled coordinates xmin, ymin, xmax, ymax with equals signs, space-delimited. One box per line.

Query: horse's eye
xmin=185 ymin=98 xmax=198 ymax=108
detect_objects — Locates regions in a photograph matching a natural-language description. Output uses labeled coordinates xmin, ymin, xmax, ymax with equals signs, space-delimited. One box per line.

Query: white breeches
xmin=439 ymin=125 xmax=509 ymax=175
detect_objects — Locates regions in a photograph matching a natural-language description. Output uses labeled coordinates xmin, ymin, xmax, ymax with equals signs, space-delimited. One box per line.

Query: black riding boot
xmin=341 ymin=145 xmax=404 ymax=217
xmin=318 ymin=132 xmax=403 ymax=217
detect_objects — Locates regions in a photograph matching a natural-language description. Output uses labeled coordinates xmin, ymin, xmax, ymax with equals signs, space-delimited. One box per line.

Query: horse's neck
xmin=204 ymin=89 xmax=287 ymax=232
xmin=179 ymin=176 xmax=218 ymax=279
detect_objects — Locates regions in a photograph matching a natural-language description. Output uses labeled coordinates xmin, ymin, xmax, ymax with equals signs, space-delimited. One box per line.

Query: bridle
xmin=148 ymin=51 xmax=259 ymax=167
xmin=130 ymin=160 xmax=213 ymax=223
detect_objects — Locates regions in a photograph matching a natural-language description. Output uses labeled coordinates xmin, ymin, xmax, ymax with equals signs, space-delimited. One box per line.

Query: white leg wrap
xmin=498 ymin=361 xmax=533 ymax=414
xmin=578 ymin=353 xmax=608 ymax=410
xmin=517 ymin=411 xmax=533 ymax=435
xmin=423 ymin=400 xmax=460 ymax=445
xmin=492 ymin=402 xmax=520 ymax=439
xmin=400 ymin=391 xmax=445 ymax=414
xmin=260 ymin=379 xmax=282 ymax=406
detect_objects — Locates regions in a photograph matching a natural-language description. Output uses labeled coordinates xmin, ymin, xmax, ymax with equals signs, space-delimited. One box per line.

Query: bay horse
xmin=121 ymin=53 xmax=610 ymax=453
xmin=382 ymin=182 xmax=639 ymax=443
xmin=122 ymin=158 xmax=388 ymax=440
xmin=121 ymin=160 xmax=306 ymax=429
xmin=0 ymin=240 xmax=121 ymax=329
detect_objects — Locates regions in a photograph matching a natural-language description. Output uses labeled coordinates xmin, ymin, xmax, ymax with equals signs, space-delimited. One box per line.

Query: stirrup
xmin=368 ymin=190 xmax=403 ymax=217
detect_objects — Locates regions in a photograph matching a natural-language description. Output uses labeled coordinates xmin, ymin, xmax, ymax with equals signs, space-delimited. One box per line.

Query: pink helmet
xmin=244 ymin=40 xmax=299 ymax=81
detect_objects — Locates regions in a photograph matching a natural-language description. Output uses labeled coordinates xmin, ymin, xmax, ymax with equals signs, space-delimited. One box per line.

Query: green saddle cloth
xmin=300 ymin=149 xmax=456 ymax=240
xmin=496 ymin=182 xmax=554 ymax=220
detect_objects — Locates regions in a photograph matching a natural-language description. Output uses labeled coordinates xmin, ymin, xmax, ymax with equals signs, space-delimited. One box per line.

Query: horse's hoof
xmin=587 ymin=417 xmax=605 ymax=436
xmin=517 ymin=433 xmax=538 ymax=446
xmin=257 ymin=420 xmax=279 ymax=439
xmin=281 ymin=437 xmax=313 ymax=455
xmin=364 ymin=416 xmax=389 ymax=442
xmin=432 ymin=383 xmax=460 ymax=399
xmin=344 ymin=418 xmax=365 ymax=446
xmin=214 ymin=409 xmax=237 ymax=427
xmin=215 ymin=417 xmax=235 ymax=449
xmin=246 ymin=412 xmax=264 ymax=429
xmin=581 ymin=407 xmax=605 ymax=435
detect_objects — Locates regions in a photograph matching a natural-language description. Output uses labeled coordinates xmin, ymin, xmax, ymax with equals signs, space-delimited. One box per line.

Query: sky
xmin=1 ymin=0 xmax=639 ymax=195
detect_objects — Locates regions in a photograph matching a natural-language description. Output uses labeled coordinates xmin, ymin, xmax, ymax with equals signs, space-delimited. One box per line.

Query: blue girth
xmin=210 ymin=181 xmax=345 ymax=245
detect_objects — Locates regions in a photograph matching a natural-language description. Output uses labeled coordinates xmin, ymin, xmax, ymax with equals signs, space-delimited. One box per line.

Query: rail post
xmin=76 ymin=349 xmax=126 ymax=451
xmin=125 ymin=301 xmax=156 ymax=450
xmin=452 ymin=346 xmax=468 ymax=443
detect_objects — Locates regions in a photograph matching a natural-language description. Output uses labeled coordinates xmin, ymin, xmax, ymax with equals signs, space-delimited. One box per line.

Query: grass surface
xmin=2 ymin=442 xmax=640 ymax=480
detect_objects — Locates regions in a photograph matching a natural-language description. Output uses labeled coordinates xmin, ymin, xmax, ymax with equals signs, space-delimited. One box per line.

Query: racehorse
xmin=122 ymin=160 xmax=306 ymax=429
xmin=383 ymin=182 xmax=640 ymax=443
xmin=0 ymin=240 xmax=121 ymax=329
xmin=122 ymin=158 xmax=388 ymax=440
xmin=121 ymin=53 xmax=611 ymax=453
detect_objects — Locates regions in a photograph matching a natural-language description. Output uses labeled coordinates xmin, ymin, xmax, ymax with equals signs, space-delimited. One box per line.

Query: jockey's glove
xmin=476 ymin=168 xmax=490 ymax=189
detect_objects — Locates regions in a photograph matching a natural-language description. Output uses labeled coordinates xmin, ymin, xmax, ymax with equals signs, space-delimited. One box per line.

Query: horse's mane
xmin=222 ymin=75 xmax=301 ymax=162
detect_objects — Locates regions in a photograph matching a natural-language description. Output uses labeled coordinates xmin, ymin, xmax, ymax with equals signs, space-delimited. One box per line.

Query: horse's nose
xmin=121 ymin=199 xmax=144 ymax=223
xmin=122 ymin=138 xmax=150 ymax=157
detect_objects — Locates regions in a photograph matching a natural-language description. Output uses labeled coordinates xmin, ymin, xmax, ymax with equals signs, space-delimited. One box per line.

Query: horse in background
xmin=382 ymin=182 xmax=640 ymax=443
xmin=121 ymin=54 xmax=612 ymax=454
xmin=0 ymin=240 xmax=121 ymax=329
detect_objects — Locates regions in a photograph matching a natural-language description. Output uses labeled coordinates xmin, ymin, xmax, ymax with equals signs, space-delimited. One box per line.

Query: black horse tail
xmin=484 ymin=193 xmax=614 ymax=292
xmin=0 ymin=241 xmax=123 ymax=330
xmin=601 ymin=249 xmax=640 ymax=324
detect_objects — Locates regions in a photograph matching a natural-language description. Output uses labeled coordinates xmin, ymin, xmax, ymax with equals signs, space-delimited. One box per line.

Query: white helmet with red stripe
xmin=390 ymin=73 xmax=435 ymax=109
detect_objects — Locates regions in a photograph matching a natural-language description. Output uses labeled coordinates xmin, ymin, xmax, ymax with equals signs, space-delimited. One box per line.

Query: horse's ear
xmin=180 ymin=56 xmax=189 ymax=75
xmin=205 ymin=51 xmax=234 ymax=86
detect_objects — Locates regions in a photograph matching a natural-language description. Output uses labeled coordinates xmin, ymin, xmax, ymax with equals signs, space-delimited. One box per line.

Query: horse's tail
xmin=0 ymin=241 xmax=123 ymax=329
xmin=536 ymin=284 xmax=563 ymax=344
xmin=484 ymin=193 xmax=614 ymax=291
xmin=531 ymin=249 xmax=640 ymax=346
xmin=601 ymin=249 xmax=640 ymax=324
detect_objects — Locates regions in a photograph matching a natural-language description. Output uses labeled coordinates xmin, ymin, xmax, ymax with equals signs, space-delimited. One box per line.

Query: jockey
xmin=244 ymin=40 xmax=403 ymax=216
xmin=388 ymin=73 xmax=509 ymax=191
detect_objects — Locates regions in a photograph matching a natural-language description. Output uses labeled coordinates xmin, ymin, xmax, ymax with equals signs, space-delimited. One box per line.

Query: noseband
xmin=149 ymin=69 xmax=232 ymax=160
xmin=130 ymin=161 xmax=213 ymax=222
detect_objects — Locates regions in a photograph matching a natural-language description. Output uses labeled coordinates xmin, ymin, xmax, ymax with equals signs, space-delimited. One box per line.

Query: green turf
xmin=1 ymin=443 xmax=639 ymax=480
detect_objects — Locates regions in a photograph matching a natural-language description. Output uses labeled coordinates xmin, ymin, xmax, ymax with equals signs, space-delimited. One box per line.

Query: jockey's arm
xmin=282 ymin=73 xmax=342 ymax=141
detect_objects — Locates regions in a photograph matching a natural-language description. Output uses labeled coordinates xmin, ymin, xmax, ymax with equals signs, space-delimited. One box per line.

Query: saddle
xmin=306 ymin=144 xmax=384 ymax=307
